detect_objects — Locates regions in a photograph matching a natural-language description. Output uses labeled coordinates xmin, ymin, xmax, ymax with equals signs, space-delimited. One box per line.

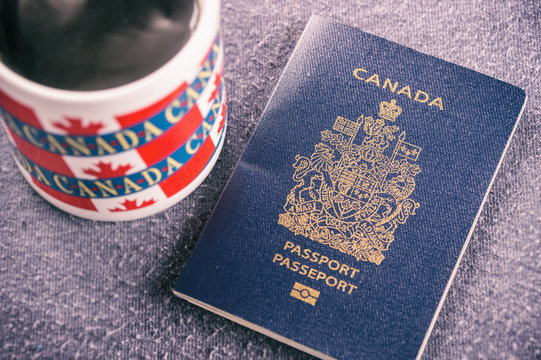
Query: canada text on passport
xmin=354 ymin=67 xmax=444 ymax=111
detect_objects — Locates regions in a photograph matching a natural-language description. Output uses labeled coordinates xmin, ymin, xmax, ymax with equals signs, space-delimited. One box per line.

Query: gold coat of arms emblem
xmin=278 ymin=99 xmax=422 ymax=265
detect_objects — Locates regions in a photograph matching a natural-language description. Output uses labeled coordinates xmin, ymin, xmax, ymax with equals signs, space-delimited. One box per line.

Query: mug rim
xmin=0 ymin=0 xmax=218 ymax=103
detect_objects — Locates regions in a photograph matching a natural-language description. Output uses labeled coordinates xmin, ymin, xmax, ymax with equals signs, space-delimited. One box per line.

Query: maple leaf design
xmin=108 ymin=198 xmax=156 ymax=212
xmin=52 ymin=116 xmax=104 ymax=134
xmin=209 ymin=73 xmax=221 ymax=103
xmin=83 ymin=161 xmax=133 ymax=178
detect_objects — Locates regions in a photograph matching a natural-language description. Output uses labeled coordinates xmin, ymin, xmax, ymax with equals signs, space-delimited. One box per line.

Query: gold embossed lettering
xmin=53 ymin=174 xmax=73 ymax=194
xmin=397 ymin=85 xmax=412 ymax=98
xmin=353 ymin=68 xmax=368 ymax=80
xmin=383 ymin=78 xmax=398 ymax=92
xmin=429 ymin=97 xmax=444 ymax=110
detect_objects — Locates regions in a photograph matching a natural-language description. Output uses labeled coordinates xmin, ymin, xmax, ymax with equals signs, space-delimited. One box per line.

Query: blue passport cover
xmin=174 ymin=16 xmax=526 ymax=359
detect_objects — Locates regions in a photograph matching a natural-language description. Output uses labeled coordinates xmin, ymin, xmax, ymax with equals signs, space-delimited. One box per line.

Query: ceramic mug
xmin=0 ymin=0 xmax=227 ymax=221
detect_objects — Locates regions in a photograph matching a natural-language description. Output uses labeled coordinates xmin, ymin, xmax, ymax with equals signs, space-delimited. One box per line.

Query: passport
xmin=173 ymin=16 xmax=526 ymax=359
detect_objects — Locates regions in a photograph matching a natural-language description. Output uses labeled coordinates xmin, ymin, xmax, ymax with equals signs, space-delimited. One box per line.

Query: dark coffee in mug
xmin=0 ymin=0 xmax=198 ymax=90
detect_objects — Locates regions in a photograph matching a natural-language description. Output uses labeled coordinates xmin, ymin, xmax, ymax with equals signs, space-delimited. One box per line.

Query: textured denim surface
xmin=1 ymin=0 xmax=540 ymax=359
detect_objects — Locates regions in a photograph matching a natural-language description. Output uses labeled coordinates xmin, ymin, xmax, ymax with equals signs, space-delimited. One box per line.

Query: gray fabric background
xmin=1 ymin=0 xmax=540 ymax=359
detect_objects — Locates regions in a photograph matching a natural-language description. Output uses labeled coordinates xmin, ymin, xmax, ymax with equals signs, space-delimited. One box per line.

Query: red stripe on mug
xmin=31 ymin=177 xmax=97 ymax=211
xmin=136 ymin=103 xmax=204 ymax=166
xmin=115 ymin=81 xmax=188 ymax=128
xmin=0 ymin=89 xmax=42 ymax=129
xmin=7 ymin=127 xmax=75 ymax=176
xmin=159 ymin=132 xmax=216 ymax=197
